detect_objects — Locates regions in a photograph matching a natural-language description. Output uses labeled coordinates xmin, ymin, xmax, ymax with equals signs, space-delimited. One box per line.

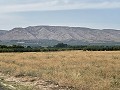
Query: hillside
xmin=0 ymin=26 xmax=120 ymax=45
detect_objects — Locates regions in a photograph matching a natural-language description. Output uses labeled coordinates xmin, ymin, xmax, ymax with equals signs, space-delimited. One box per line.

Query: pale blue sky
xmin=0 ymin=0 xmax=120 ymax=30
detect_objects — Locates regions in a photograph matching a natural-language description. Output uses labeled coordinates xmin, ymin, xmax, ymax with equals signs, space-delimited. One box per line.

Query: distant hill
xmin=0 ymin=30 xmax=7 ymax=35
xmin=0 ymin=26 xmax=120 ymax=46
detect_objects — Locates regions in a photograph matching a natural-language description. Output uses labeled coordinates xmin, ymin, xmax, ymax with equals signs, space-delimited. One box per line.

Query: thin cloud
xmin=0 ymin=1 xmax=120 ymax=13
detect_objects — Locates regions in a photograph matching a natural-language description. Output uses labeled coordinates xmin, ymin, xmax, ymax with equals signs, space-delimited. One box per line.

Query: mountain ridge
xmin=0 ymin=25 xmax=120 ymax=44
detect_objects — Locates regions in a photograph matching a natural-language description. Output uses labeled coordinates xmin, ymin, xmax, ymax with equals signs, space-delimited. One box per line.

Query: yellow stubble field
xmin=0 ymin=51 xmax=120 ymax=90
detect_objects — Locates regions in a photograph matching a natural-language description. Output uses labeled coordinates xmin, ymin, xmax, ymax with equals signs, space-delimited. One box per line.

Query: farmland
xmin=0 ymin=51 xmax=120 ymax=90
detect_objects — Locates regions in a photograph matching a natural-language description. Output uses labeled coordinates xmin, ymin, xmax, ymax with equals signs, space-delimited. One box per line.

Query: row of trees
xmin=0 ymin=43 xmax=120 ymax=52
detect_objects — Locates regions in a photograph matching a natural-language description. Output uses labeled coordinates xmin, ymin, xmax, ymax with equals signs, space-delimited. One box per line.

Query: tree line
xmin=0 ymin=43 xmax=120 ymax=52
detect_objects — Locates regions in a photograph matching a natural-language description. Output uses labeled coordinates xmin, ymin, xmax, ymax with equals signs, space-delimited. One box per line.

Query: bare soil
xmin=0 ymin=73 xmax=75 ymax=90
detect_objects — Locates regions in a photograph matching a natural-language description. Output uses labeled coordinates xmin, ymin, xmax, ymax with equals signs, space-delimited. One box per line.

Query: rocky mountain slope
xmin=0 ymin=30 xmax=7 ymax=35
xmin=0 ymin=26 xmax=120 ymax=43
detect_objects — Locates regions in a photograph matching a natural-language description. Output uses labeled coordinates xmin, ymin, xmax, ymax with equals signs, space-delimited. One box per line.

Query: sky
xmin=0 ymin=0 xmax=120 ymax=30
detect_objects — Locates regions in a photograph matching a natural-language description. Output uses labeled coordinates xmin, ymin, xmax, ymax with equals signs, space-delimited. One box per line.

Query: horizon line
xmin=1 ymin=25 xmax=120 ymax=31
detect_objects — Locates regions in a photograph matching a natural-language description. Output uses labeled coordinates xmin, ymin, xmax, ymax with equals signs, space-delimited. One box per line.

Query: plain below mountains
xmin=0 ymin=26 xmax=120 ymax=46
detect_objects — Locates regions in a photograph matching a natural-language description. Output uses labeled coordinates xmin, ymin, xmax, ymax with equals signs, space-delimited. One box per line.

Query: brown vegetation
xmin=0 ymin=51 xmax=120 ymax=90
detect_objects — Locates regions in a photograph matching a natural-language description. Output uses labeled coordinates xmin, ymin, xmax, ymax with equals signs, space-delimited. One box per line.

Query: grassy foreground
xmin=0 ymin=51 xmax=120 ymax=90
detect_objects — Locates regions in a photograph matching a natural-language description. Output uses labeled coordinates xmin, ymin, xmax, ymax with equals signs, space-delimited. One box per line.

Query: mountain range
xmin=0 ymin=25 xmax=120 ymax=46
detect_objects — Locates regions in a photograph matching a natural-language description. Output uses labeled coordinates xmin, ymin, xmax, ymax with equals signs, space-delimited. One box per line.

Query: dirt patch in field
xmin=0 ymin=73 xmax=75 ymax=90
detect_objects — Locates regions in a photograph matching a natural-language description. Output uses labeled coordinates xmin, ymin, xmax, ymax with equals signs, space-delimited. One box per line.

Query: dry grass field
xmin=0 ymin=51 xmax=120 ymax=90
